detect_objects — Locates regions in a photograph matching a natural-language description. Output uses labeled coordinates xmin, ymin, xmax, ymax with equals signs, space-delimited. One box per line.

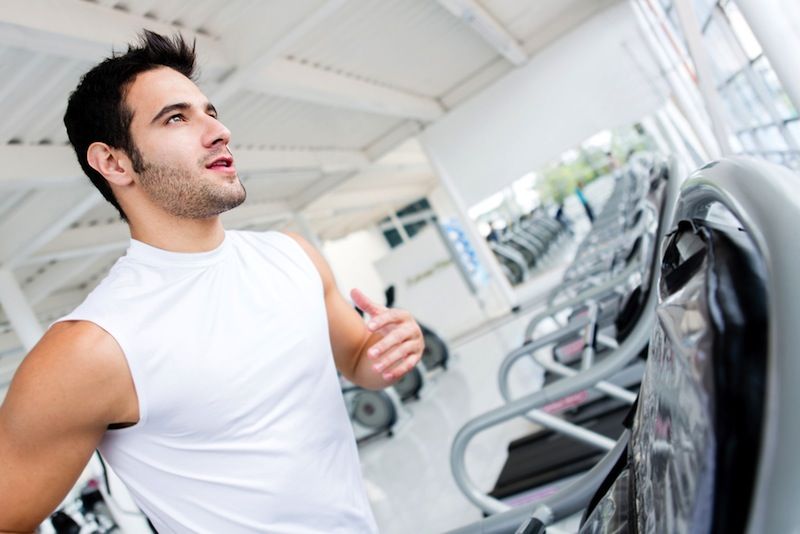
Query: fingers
xmin=365 ymin=308 xmax=408 ymax=332
xmin=373 ymin=340 xmax=422 ymax=381
xmin=366 ymin=317 xmax=416 ymax=357
xmin=366 ymin=318 xmax=424 ymax=381
xmin=350 ymin=288 xmax=385 ymax=317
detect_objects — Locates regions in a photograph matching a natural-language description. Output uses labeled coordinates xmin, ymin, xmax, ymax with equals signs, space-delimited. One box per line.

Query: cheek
xmin=140 ymin=135 xmax=202 ymax=167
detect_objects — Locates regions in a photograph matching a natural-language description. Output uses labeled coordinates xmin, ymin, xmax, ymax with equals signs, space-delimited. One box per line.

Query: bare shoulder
xmin=0 ymin=321 xmax=135 ymax=531
xmin=25 ymin=320 xmax=127 ymax=379
xmin=4 ymin=320 xmax=138 ymax=427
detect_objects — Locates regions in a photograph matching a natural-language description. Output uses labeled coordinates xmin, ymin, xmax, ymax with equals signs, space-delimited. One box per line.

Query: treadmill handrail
xmin=445 ymin=432 xmax=630 ymax=534
xmin=493 ymin=316 xmax=619 ymax=450
xmin=450 ymin=156 xmax=679 ymax=515
xmin=567 ymin=204 xmax=649 ymax=265
xmin=524 ymin=259 xmax=641 ymax=342
xmin=498 ymin=313 xmax=636 ymax=410
xmin=450 ymin=288 xmax=655 ymax=514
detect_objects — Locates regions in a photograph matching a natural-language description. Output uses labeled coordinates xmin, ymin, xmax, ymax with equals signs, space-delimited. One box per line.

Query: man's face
xmin=124 ymin=67 xmax=246 ymax=219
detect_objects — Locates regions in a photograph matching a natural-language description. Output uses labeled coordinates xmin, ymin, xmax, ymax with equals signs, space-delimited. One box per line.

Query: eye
xmin=166 ymin=113 xmax=185 ymax=124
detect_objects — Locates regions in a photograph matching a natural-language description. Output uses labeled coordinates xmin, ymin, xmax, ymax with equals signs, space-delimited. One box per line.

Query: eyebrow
xmin=150 ymin=102 xmax=218 ymax=124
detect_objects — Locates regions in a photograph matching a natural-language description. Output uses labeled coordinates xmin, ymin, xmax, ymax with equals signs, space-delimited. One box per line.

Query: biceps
xmin=0 ymin=424 xmax=102 ymax=531
xmin=1 ymin=423 xmax=103 ymax=532
xmin=0 ymin=370 xmax=106 ymax=530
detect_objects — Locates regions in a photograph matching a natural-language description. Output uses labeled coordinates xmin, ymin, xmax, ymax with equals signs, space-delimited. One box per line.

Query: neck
xmin=129 ymin=214 xmax=226 ymax=253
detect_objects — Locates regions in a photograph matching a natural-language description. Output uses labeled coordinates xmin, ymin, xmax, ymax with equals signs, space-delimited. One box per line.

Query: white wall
xmin=323 ymin=228 xmax=391 ymax=304
xmin=420 ymin=2 xmax=668 ymax=207
xmin=374 ymin=225 xmax=486 ymax=340
xmin=427 ymin=184 xmax=510 ymax=316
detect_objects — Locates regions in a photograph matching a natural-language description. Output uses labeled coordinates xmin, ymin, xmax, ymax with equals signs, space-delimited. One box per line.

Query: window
xmin=752 ymin=56 xmax=797 ymax=121
xmin=379 ymin=198 xmax=435 ymax=248
xmin=651 ymin=0 xmax=799 ymax=165
xmin=703 ymin=17 xmax=745 ymax=84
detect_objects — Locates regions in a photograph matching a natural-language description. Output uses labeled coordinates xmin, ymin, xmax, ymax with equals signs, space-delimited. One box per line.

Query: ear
xmin=86 ymin=142 xmax=134 ymax=187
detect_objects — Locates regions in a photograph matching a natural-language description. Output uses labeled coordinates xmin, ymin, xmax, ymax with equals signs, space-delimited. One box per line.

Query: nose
xmin=202 ymin=114 xmax=231 ymax=149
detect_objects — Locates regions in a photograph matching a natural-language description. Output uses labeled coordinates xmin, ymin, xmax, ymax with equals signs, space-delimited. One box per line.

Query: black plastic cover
xmin=579 ymin=217 xmax=768 ymax=534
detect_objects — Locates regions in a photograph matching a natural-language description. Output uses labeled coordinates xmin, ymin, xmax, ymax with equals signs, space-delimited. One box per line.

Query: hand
xmin=350 ymin=288 xmax=424 ymax=382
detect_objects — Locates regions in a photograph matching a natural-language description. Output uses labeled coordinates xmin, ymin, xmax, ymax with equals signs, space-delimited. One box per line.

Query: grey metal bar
xmin=499 ymin=308 xmax=637 ymax=406
xmin=451 ymin=156 xmax=678 ymax=515
xmin=529 ymin=430 xmax=630 ymax=525
xmin=445 ymin=504 xmax=535 ymax=534
xmin=568 ymin=214 xmax=646 ymax=265
xmin=446 ymin=431 xmax=630 ymax=534
xmin=523 ymin=259 xmax=640 ymax=341
xmin=450 ymin=288 xmax=655 ymax=514
xmin=531 ymin=357 xmax=637 ymax=405
xmin=522 ymin=409 xmax=615 ymax=451
xmin=579 ymin=302 xmax=598 ymax=370
xmin=498 ymin=316 xmax=591 ymax=409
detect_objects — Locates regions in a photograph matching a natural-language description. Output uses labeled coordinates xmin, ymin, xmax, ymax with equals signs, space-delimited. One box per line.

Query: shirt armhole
xmin=51 ymin=316 xmax=149 ymax=430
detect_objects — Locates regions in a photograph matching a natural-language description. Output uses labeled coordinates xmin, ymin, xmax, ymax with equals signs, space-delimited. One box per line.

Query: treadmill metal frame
xmin=449 ymin=156 xmax=680 ymax=516
xmin=449 ymin=156 xmax=800 ymax=533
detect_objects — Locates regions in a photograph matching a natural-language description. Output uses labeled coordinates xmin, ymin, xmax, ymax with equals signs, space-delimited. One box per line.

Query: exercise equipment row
xmin=449 ymin=156 xmax=799 ymax=533
xmin=489 ymin=209 xmax=573 ymax=286
xmin=481 ymin=153 xmax=670 ymax=509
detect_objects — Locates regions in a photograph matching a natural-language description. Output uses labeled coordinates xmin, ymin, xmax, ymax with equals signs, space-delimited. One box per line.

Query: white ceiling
xmin=0 ymin=0 xmax=624 ymax=362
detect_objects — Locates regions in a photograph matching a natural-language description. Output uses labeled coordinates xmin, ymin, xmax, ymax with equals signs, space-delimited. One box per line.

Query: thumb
xmin=350 ymin=288 xmax=385 ymax=317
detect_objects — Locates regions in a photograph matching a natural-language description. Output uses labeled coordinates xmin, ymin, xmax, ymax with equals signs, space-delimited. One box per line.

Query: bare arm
xmin=285 ymin=233 xmax=424 ymax=390
xmin=0 ymin=321 xmax=138 ymax=532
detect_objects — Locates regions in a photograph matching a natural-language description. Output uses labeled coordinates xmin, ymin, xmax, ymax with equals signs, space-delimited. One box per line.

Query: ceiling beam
xmin=209 ymin=0 xmax=346 ymax=104
xmin=287 ymin=172 xmax=358 ymax=212
xmin=0 ymin=187 xmax=101 ymax=267
xmin=0 ymin=190 xmax=29 ymax=221
xmin=18 ymin=241 xmax=129 ymax=268
xmin=0 ymin=0 xmax=227 ymax=68
xmin=208 ymin=0 xmax=441 ymax=121
xmin=0 ymin=58 xmax=79 ymax=143
xmin=222 ymin=200 xmax=293 ymax=228
xmin=24 ymin=253 xmax=113 ymax=307
xmin=252 ymin=58 xmax=444 ymax=121
xmin=436 ymin=0 xmax=527 ymax=66
xmin=314 ymin=207 xmax=400 ymax=241
xmin=0 ymin=0 xmax=438 ymax=128
xmin=232 ymin=147 xmax=368 ymax=174
xmin=0 ymin=145 xmax=83 ymax=190
xmin=364 ymin=120 xmax=423 ymax=161
xmin=520 ymin=0 xmax=619 ymax=57
xmin=7 ymin=287 xmax=91 ymax=332
xmin=306 ymin=183 xmax=431 ymax=212
xmin=0 ymin=146 xmax=369 ymax=190
xmin=21 ymin=200 xmax=291 ymax=266
xmin=338 ymin=162 xmax=433 ymax=185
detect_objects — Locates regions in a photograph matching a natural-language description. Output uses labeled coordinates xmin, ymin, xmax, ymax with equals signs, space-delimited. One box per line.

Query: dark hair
xmin=64 ymin=30 xmax=197 ymax=221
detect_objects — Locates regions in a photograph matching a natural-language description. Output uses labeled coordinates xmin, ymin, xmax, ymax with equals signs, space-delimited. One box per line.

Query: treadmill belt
xmin=490 ymin=404 xmax=629 ymax=500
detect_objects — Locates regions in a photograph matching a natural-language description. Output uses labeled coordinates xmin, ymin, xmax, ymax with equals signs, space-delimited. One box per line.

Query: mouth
xmin=205 ymin=155 xmax=236 ymax=172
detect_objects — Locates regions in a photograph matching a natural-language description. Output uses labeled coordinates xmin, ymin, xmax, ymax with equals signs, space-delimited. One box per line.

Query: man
xmin=575 ymin=180 xmax=595 ymax=224
xmin=0 ymin=31 xmax=423 ymax=533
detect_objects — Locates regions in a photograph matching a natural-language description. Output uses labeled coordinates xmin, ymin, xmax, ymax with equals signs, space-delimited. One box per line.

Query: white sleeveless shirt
xmin=56 ymin=231 xmax=378 ymax=534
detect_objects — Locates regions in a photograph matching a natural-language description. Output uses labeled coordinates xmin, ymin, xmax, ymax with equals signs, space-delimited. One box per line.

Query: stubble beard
xmin=133 ymin=149 xmax=247 ymax=219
